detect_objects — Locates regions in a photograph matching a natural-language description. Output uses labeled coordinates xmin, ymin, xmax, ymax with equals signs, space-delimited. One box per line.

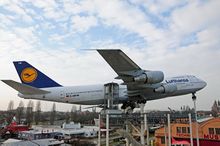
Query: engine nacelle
xmin=154 ymin=83 xmax=177 ymax=93
xmin=134 ymin=71 xmax=164 ymax=84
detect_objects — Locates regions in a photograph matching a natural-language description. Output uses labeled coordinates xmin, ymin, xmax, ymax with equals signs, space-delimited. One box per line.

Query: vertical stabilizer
xmin=13 ymin=61 xmax=62 ymax=88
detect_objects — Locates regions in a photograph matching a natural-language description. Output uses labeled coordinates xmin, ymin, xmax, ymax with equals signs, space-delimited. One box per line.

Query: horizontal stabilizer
xmin=2 ymin=80 xmax=50 ymax=95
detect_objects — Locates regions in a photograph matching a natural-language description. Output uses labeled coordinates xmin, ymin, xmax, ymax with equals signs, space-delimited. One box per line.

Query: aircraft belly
xmin=70 ymin=98 xmax=104 ymax=105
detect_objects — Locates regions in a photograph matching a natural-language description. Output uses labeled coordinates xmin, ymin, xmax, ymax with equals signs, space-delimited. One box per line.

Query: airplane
xmin=2 ymin=49 xmax=207 ymax=110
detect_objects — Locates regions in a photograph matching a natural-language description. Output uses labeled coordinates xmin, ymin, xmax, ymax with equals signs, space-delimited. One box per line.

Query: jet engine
xmin=134 ymin=71 xmax=164 ymax=84
xmin=154 ymin=83 xmax=177 ymax=93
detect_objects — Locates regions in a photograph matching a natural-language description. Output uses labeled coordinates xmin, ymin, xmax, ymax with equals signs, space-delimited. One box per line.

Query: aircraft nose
xmin=200 ymin=80 xmax=207 ymax=89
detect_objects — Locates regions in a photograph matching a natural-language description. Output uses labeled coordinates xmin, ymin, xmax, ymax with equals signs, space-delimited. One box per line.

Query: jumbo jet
xmin=2 ymin=49 xmax=207 ymax=110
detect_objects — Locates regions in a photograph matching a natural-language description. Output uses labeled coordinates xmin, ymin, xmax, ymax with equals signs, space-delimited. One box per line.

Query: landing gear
xmin=192 ymin=92 xmax=197 ymax=101
xmin=137 ymin=99 xmax=146 ymax=104
xmin=121 ymin=101 xmax=136 ymax=110
xmin=121 ymin=99 xmax=147 ymax=111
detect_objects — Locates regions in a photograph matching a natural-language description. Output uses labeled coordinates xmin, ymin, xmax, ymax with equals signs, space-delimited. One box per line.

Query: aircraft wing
xmin=97 ymin=49 xmax=145 ymax=84
xmin=97 ymin=49 xmax=154 ymax=99
xmin=2 ymin=80 xmax=50 ymax=95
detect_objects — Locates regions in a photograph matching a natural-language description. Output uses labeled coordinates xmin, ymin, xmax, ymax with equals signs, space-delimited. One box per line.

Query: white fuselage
xmin=18 ymin=75 xmax=206 ymax=105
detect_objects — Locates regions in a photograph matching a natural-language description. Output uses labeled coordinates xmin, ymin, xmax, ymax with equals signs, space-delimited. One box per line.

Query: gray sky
xmin=0 ymin=0 xmax=219 ymax=111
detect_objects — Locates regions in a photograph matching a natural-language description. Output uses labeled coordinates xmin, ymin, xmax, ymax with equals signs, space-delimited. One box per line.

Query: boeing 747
xmin=2 ymin=49 xmax=207 ymax=110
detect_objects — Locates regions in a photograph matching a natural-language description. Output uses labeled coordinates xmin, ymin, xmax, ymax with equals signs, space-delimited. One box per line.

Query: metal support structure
xmin=168 ymin=114 xmax=171 ymax=146
xmin=192 ymin=95 xmax=200 ymax=146
xmin=140 ymin=103 xmax=145 ymax=145
xmin=98 ymin=114 xmax=101 ymax=146
xmin=106 ymin=112 xmax=109 ymax=146
xmin=164 ymin=126 xmax=167 ymax=146
xmin=107 ymin=98 xmax=110 ymax=109
xmin=189 ymin=113 xmax=193 ymax=146
xmin=144 ymin=113 xmax=149 ymax=145
xmin=103 ymin=83 xmax=119 ymax=146
xmin=104 ymin=83 xmax=119 ymax=110
xmin=125 ymin=120 xmax=129 ymax=146
xmin=125 ymin=138 xmax=129 ymax=146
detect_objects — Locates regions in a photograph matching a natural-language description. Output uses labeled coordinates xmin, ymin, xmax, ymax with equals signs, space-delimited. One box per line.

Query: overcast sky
xmin=0 ymin=0 xmax=219 ymax=112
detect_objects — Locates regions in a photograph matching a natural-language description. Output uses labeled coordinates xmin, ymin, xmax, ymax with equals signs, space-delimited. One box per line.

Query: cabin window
xmin=209 ymin=128 xmax=214 ymax=134
xmin=215 ymin=128 xmax=220 ymax=135
xmin=177 ymin=127 xmax=181 ymax=133
xmin=161 ymin=136 xmax=165 ymax=144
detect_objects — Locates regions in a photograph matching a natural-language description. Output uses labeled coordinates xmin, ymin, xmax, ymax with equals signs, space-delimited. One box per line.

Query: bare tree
xmin=26 ymin=100 xmax=34 ymax=126
xmin=65 ymin=111 xmax=70 ymax=123
xmin=7 ymin=100 xmax=14 ymax=124
xmin=50 ymin=103 xmax=56 ymax=125
xmin=211 ymin=100 xmax=219 ymax=117
xmin=70 ymin=105 xmax=77 ymax=122
xmin=16 ymin=101 xmax=24 ymax=124
xmin=34 ymin=101 xmax=41 ymax=125
xmin=7 ymin=100 xmax=14 ymax=111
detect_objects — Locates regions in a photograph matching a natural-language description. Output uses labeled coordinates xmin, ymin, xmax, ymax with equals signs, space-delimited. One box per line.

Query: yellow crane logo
xmin=21 ymin=68 xmax=38 ymax=83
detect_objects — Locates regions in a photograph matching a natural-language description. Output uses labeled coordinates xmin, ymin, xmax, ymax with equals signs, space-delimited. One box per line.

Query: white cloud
xmin=0 ymin=0 xmax=220 ymax=111
xmin=70 ymin=15 xmax=98 ymax=33
xmin=130 ymin=0 xmax=186 ymax=14
xmin=1 ymin=1 xmax=33 ymax=23
xmin=93 ymin=0 xmax=163 ymax=42
xmin=13 ymin=27 xmax=39 ymax=45
xmin=170 ymin=0 xmax=220 ymax=36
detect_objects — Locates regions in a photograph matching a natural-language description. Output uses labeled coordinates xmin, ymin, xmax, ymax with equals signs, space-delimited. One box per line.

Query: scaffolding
xmin=104 ymin=82 xmax=119 ymax=109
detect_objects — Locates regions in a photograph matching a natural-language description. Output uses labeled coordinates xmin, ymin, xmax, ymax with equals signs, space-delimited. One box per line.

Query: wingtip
xmin=97 ymin=49 xmax=121 ymax=51
xmin=13 ymin=61 xmax=26 ymax=64
xmin=1 ymin=79 xmax=13 ymax=83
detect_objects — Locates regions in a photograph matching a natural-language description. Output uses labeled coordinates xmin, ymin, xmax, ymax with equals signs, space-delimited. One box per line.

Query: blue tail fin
xmin=13 ymin=61 xmax=62 ymax=88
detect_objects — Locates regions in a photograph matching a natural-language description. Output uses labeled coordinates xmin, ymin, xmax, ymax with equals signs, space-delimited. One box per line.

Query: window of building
xmin=209 ymin=128 xmax=215 ymax=134
xmin=177 ymin=127 xmax=181 ymax=133
xmin=187 ymin=127 xmax=190 ymax=133
xmin=161 ymin=136 xmax=165 ymax=144
xmin=215 ymin=128 xmax=220 ymax=135
xmin=182 ymin=127 xmax=187 ymax=133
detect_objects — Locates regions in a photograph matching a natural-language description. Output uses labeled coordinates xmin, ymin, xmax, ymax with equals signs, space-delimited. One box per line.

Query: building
xmin=155 ymin=117 xmax=220 ymax=146
xmin=18 ymin=129 xmax=62 ymax=140
xmin=2 ymin=138 xmax=64 ymax=146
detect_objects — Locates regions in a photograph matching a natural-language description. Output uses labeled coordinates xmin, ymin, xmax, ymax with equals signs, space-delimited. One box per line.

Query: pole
xmin=189 ymin=113 xmax=193 ymax=146
xmin=164 ymin=125 xmax=167 ymax=146
xmin=144 ymin=113 xmax=149 ymax=145
xmin=125 ymin=120 xmax=129 ymax=146
xmin=106 ymin=112 xmax=109 ymax=146
xmin=140 ymin=104 xmax=145 ymax=145
xmin=168 ymin=114 xmax=171 ymax=146
xmin=98 ymin=114 xmax=101 ymax=146
xmin=193 ymin=95 xmax=200 ymax=146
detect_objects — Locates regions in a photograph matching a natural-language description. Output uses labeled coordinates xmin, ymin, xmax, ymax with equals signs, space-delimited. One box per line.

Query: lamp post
xmin=98 ymin=114 xmax=101 ymax=146
xmin=192 ymin=93 xmax=199 ymax=146
xmin=189 ymin=113 xmax=193 ymax=146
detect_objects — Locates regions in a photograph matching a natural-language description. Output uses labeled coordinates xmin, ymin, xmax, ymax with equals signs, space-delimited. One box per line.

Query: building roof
xmin=2 ymin=138 xmax=64 ymax=146
xmin=197 ymin=116 xmax=213 ymax=123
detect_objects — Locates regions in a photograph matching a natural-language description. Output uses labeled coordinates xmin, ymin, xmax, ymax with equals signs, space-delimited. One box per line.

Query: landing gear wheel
xmin=137 ymin=99 xmax=146 ymax=104
xmin=192 ymin=93 xmax=197 ymax=100
xmin=121 ymin=104 xmax=126 ymax=110
xmin=121 ymin=101 xmax=128 ymax=110
xmin=130 ymin=102 xmax=136 ymax=110
xmin=121 ymin=101 xmax=136 ymax=112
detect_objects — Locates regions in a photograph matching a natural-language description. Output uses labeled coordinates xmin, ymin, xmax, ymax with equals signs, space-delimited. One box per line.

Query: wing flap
xmin=2 ymin=80 xmax=50 ymax=95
